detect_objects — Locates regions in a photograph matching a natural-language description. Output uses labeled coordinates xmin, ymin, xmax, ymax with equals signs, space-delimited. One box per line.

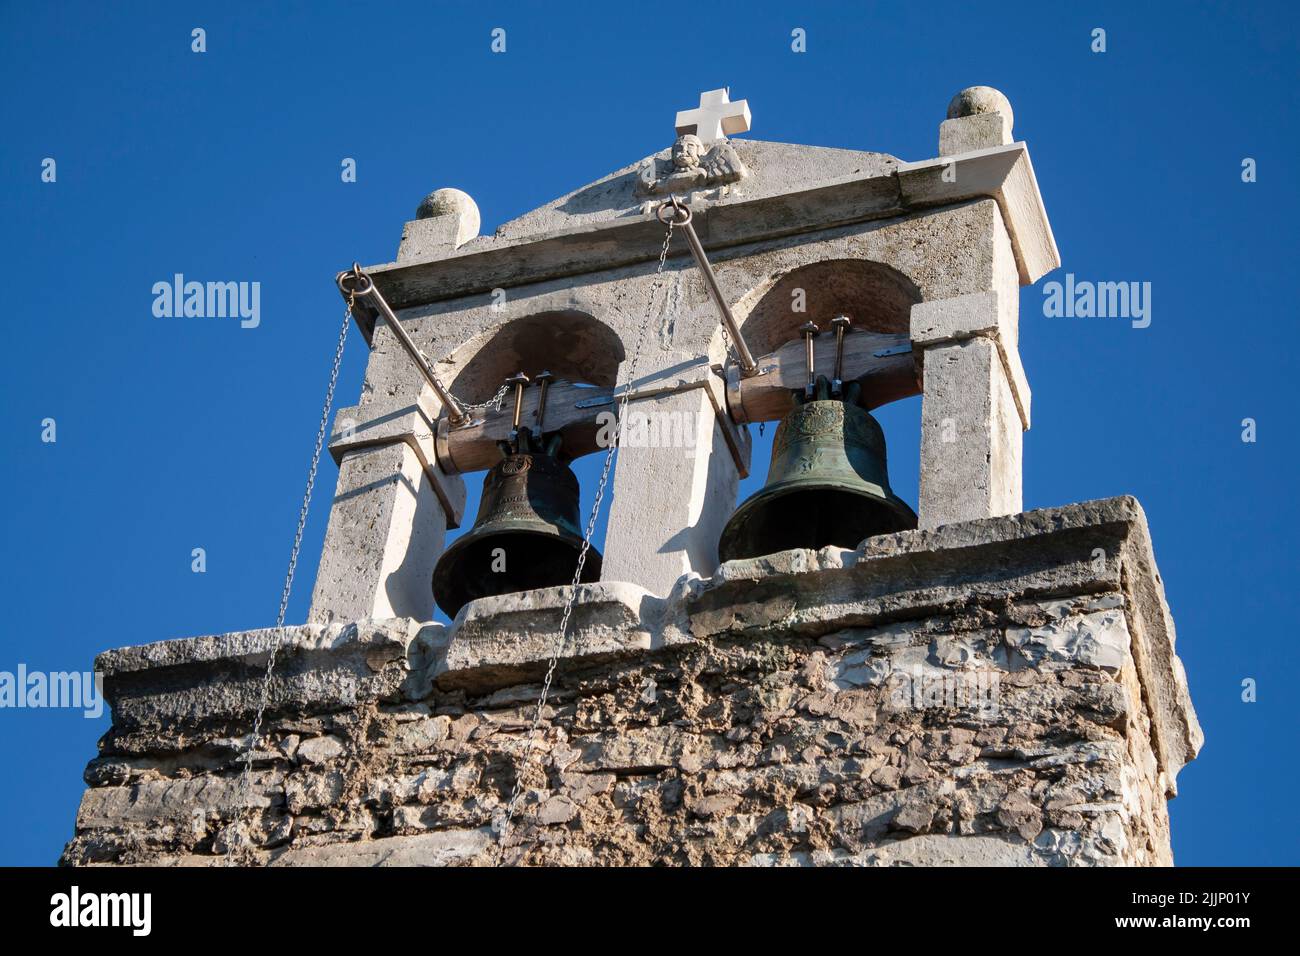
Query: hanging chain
xmin=226 ymin=300 xmax=353 ymax=863
xmin=715 ymin=300 xmax=739 ymax=367
xmin=454 ymin=382 xmax=510 ymax=412
xmin=495 ymin=220 xmax=677 ymax=864
xmin=404 ymin=343 xmax=508 ymax=413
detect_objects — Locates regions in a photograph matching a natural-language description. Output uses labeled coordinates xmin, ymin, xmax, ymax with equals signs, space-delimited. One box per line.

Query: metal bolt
xmin=534 ymin=370 xmax=555 ymax=432
xmin=800 ymin=322 xmax=820 ymax=399
xmin=830 ymin=316 xmax=851 ymax=396
xmin=505 ymin=372 xmax=530 ymax=435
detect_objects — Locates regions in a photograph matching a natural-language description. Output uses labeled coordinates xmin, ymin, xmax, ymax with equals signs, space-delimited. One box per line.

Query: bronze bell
xmin=432 ymin=372 xmax=601 ymax=619
xmin=718 ymin=320 xmax=916 ymax=562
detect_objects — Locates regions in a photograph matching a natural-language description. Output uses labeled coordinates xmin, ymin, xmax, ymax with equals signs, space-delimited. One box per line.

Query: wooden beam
xmin=434 ymin=330 xmax=918 ymax=473
xmin=729 ymin=330 xmax=919 ymax=423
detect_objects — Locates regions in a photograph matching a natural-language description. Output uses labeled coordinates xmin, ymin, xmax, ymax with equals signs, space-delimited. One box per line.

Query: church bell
xmin=432 ymin=373 xmax=601 ymax=619
xmin=718 ymin=320 xmax=917 ymax=563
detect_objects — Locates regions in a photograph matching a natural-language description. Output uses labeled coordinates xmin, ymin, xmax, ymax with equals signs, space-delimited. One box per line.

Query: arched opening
xmin=723 ymin=258 xmax=924 ymax=560
xmin=430 ymin=310 xmax=626 ymax=622
xmin=439 ymin=309 xmax=625 ymax=405
xmin=734 ymin=257 xmax=922 ymax=358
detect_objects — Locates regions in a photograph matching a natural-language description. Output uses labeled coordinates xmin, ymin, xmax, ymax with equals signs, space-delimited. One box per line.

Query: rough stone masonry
xmin=62 ymin=497 xmax=1201 ymax=866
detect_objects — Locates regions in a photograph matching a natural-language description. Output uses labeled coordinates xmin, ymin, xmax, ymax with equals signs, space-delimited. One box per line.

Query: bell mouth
xmin=718 ymin=482 xmax=917 ymax=564
xmin=432 ymin=528 xmax=602 ymax=620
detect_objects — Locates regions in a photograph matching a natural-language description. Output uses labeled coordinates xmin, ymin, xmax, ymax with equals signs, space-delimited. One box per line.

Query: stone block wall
xmin=62 ymin=496 xmax=1200 ymax=867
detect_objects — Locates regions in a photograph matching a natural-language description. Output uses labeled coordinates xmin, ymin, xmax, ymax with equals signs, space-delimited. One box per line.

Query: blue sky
xmin=1 ymin=0 xmax=1297 ymax=865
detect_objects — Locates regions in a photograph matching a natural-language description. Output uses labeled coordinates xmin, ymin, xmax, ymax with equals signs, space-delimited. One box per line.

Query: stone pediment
xmin=490 ymin=139 xmax=900 ymax=243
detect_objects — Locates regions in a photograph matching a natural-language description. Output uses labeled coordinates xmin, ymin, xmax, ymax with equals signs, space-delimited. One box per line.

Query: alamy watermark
xmin=596 ymin=409 xmax=701 ymax=450
xmin=0 ymin=665 xmax=104 ymax=718
xmin=1041 ymin=273 xmax=1151 ymax=328
xmin=885 ymin=665 xmax=1001 ymax=716
xmin=50 ymin=886 xmax=151 ymax=936
xmin=152 ymin=274 xmax=261 ymax=328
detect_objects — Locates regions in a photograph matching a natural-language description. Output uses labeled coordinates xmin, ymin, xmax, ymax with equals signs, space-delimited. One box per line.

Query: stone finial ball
xmin=946 ymin=86 xmax=1014 ymax=128
xmin=415 ymin=188 xmax=481 ymax=232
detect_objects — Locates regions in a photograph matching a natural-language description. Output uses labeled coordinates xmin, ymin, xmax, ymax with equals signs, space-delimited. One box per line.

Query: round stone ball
xmin=946 ymin=86 xmax=1014 ymax=129
xmin=415 ymin=188 xmax=481 ymax=235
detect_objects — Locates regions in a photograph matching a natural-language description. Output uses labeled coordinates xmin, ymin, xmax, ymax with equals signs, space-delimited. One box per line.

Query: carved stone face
xmin=672 ymin=134 xmax=704 ymax=169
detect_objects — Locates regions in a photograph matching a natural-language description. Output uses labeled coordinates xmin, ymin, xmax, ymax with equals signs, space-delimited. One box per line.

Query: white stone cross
xmin=674 ymin=88 xmax=751 ymax=144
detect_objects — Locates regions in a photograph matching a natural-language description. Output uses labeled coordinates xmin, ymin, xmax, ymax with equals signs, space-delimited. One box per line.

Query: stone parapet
xmin=63 ymin=497 xmax=1199 ymax=867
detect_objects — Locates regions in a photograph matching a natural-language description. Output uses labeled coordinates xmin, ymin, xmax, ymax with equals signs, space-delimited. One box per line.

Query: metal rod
xmin=830 ymin=315 xmax=851 ymax=396
xmin=534 ymin=370 xmax=555 ymax=431
xmin=506 ymin=372 xmax=529 ymax=434
xmin=800 ymin=322 xmax=819 ymax=399
xmin=658 ymin=198 xmax=758 ymax=377
xmin=337 ymin=265 xmax=469 ymax=426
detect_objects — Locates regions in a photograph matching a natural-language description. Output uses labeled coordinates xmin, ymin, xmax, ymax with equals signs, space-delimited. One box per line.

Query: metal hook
xmin=656 ymin=194 xmax=692 ymax=226
xmin=336 ymin=262 xmax=373 ymax=298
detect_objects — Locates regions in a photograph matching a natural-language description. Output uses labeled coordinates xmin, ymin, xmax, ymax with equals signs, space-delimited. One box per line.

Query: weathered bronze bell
xmin=432 ymin=372 xmax=600 ymax=619
xmin=432 ymin=440 xmax=600 ymax=619
xmin=718 ymin=375 xmax=917 ymax=562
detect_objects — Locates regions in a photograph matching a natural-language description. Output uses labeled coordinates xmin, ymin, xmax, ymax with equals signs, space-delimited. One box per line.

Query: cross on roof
xmin=674 ymin=88 xmax=752 ymax=144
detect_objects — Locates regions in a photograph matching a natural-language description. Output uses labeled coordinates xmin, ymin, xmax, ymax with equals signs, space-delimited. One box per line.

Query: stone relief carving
xmin=636 ymin=133 xmax=748 ymax=198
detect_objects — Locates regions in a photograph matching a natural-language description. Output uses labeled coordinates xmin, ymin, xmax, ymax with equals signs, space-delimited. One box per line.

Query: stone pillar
xmin=600 ymin=373 xmax=749 ymax=595
xmin=307 ymin=405 xmax=465 ymax=625
xmin=912 ymin=287 xmax=1030 ymax=530
xmin=913 ymin=89 xmax=1034 ymax=530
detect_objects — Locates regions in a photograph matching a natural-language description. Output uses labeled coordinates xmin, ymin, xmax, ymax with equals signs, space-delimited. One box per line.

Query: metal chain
xmin=495 ymin=221 xmax=676 ymax=864
xmin=716 ymin=304 xmax=739 ymax=366
xmin=226 ymin=301 xmax=353 ymax=863
xmin=454 ymin=381 xmax=510 ymax=412
xmin=403 ymin=339 xmax=508 ymax=413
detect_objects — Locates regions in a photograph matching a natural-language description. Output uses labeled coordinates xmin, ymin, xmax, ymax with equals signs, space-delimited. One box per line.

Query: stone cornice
xmin=345 ymin=144 xmax=1059 ymax=342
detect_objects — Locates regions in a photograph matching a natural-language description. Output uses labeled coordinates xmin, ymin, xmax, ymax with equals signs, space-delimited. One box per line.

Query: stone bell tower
xmin=63 ymin=86 xmax=1202 ymax=867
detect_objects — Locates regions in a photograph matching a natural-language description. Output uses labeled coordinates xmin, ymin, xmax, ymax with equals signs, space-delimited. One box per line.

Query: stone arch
xmin=732 ymin=258 xmax=923 ymax=359
xmin=437 ymin=309 xmax=627 ymax=405
xmin=726 ymin=256 xmax=925 ymax=542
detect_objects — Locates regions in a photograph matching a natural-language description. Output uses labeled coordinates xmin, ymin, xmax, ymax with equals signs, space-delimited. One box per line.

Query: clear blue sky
xmin=1 ymin=1 xmax=1296 ymax=866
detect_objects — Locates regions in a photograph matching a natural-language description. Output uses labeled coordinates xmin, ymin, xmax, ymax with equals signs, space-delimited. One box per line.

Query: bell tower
xmin=62 ymin=87 xmax=1202 ymax=868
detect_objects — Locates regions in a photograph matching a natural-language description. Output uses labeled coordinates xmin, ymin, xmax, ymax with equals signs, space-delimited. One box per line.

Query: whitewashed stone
xmin=308 ymin=442 xmax=450 ymax=625
xmin=601 ymin=384 xmax=746 ymax=596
